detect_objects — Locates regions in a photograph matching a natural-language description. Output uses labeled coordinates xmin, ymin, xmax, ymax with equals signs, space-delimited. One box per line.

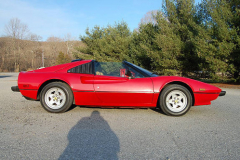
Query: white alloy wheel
xmin=40 ymin=82 xmax=73 ymax=113
xmin=44 ymin=87 xmax=67 ymax=110
xmin=159 ymin=84 xmax=192 ymax=116
xmin=165 ymin=90 xmax=188 ymax=112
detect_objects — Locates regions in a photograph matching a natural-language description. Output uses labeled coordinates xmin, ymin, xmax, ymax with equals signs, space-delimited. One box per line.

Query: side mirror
xmin=125 ymin=70 xmax=133 ymax=79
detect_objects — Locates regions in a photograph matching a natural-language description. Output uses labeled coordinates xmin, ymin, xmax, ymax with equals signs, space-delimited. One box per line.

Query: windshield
xmin=123 ymin=61 xmax=158 ymax=77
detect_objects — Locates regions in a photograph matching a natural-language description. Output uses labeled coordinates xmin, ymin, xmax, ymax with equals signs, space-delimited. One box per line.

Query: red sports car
xmin=11 ymin=59 xmax=225 ymax=116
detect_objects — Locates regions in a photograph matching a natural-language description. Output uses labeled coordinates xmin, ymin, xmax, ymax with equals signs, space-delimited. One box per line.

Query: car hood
xmin=151 ymin=76 xmax=222 ymax=93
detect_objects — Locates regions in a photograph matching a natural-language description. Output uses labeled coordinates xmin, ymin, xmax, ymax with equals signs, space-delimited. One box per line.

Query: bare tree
xmin=64 ymin=33 xmax=75 ymax=55
xmin=139 ymin=10 xmax=158 ymax=26
xmin=3 ymin=18 xmax=32 ymax=71
xmin=29 ymin=33 xmax=42 ymax=41
xmin=1 ymin=18 xmax=82 ymax=72
xmin=4 ymin=18 xmax=29 ymax=40
xmin=46 ymin=36 xmax=63 ymax=42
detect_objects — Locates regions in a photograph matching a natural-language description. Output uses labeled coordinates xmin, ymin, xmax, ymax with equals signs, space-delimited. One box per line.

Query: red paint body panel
xmin=20 ymin=90 xmax=38 ymax=100
xmin=95 ymin=93 xmax=153 ymax=105
xmin=151 ymin=76 xmax=221 ymax=106
xmin=16 ymin=60 xmax=223 ymax=109
xmin=194 ymin=93 xmax=220 ymax=106
xmin=18 ymin=60 xmax=93 ymax=100
xmin=94 ymin=76 xmax=153 ymax=104
xmin=73 ymin=92 xmax=100 ymax=106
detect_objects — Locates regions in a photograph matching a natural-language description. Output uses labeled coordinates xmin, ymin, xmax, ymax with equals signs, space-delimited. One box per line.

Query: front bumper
xmin=11 ymin=86 xmax=20 ymax=92
xmin=219 ymin=91 xmax=226 ymax=96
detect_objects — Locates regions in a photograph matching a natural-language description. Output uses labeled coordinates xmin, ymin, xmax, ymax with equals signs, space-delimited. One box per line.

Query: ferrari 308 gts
xmin=11 ymin=59 xmax=226 ymax=116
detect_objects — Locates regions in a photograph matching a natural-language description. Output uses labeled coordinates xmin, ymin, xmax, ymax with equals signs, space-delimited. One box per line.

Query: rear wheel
xmin=40 ymin=82 xmax=73 ymax=113
xmin=159 ymin=84 xmax=192 ymax=116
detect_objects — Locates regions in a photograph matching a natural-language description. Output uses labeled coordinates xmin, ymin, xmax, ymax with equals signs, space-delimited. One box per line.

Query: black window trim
xmin=123 ymin=61 xmax=151 ymax=77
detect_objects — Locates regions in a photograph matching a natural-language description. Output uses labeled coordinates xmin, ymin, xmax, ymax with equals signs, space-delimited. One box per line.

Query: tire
xmin=159 ymin=84 xmax=192 ymax=116
xmin=40 ymin=82 xmax=73 ymax=113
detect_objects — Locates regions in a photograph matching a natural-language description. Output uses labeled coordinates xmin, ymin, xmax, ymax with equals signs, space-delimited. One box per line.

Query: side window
xmin=94 ymin=62 xmax=145 ymax=78
xmin=95 ymin=62 xmax=123 ymax=76
xmin=127 ymin=66 xmax=145 ymax=78
xmin=68 ymin=62 xmax=93 ymax=74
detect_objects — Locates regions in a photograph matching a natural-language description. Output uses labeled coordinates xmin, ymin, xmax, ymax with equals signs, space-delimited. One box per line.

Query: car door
xmin=93 ymin=62 xmax=154 ymax=106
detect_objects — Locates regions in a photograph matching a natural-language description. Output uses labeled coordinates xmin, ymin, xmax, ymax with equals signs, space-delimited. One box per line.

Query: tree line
xmin=0 ymin=18 xmax=82 ymax=72
xmin=0 ymin=0 xmax=239 ymax=82
xmin=74 ymin=0 xmax=240 ymax=82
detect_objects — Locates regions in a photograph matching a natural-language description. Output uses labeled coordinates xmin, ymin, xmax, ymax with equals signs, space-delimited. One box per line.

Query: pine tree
xmin=195 ymin=0 xmax=237 ymax=79
xmin=129 ymin=23 xmax=159 ymax=70
xmin=74 ymin=21 xmax=132 ymax=62
xmin=154 ymin=11 xmax=182 ymax=75
xmin=56 ymin=52 xmax=71 ymax=65
xmin=229 ymin=0 xmax=240 ymax=80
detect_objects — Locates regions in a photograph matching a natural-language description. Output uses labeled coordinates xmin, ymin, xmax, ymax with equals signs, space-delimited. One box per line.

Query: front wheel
xmin=159 ymin=84 xmax=192 ymax=116
xmin=40 ymin=82 xmax=73 ymax=113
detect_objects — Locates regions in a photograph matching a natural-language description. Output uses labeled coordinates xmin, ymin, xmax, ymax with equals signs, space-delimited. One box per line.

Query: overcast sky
xmin=0 ymin=0 xmax=163 ymax=41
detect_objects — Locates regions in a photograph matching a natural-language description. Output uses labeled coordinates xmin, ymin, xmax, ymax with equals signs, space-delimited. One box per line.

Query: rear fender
xmin=37 ymin=78 xmax=72 ymax=100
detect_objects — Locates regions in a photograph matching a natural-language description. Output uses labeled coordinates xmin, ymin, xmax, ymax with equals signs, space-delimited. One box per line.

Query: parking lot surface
xmin=0 ymin=73 xmax=239 ymax=160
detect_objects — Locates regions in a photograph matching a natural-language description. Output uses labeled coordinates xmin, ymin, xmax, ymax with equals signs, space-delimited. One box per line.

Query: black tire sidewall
xmin=40 ymin=82 xmax=73 ymax=113
xmin=160 ymin=84 xmax=192 ymax=116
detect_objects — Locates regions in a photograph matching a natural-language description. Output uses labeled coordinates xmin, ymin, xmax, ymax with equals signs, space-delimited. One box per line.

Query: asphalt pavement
xmin=0 ymin=72 xmax=239 ymax=160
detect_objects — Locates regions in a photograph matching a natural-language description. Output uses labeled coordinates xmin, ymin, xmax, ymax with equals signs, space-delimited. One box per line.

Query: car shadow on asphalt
xmin=150 ymin=108 xmax=165 ymax=115
xmin=58 ymin=110 xmax=119 ymax=160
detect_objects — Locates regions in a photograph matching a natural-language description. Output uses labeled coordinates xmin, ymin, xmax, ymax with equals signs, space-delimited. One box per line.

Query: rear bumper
xmin=11 ymin=86 xmax=20 ymax=92
xmin=219 ymin=91 xmax=226 ymax=96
